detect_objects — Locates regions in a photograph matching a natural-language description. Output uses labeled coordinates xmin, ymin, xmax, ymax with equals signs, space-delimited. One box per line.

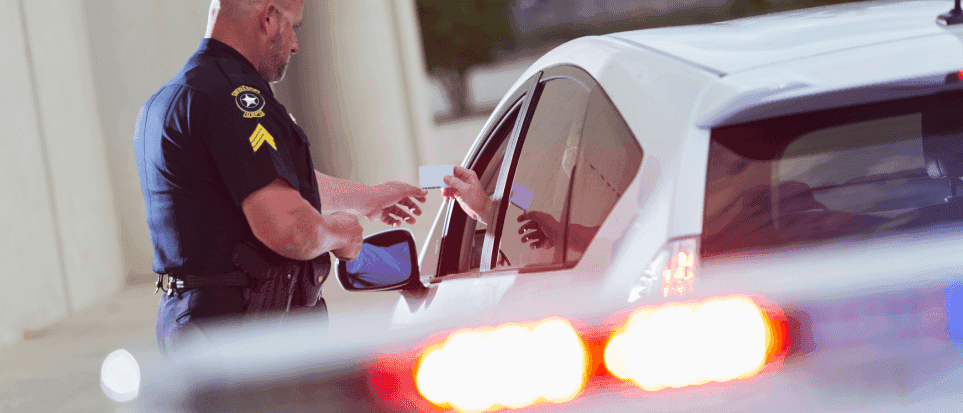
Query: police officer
xmin=134 ymin=0 xmax=428 ymax=355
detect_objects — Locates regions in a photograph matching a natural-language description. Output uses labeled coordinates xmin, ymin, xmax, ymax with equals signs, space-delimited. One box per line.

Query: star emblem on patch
xmin=232 ymin=86 xmax=266 ymax=118
xmin=241 ymin=94 xmax=259 ymax=108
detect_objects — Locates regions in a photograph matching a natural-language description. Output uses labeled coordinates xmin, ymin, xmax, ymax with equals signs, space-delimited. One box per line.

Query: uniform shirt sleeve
xmin=195 ymin=86 xmax=300 ymax=208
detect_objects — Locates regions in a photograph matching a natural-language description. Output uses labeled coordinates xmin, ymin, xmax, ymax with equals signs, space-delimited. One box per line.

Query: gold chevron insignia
xmin=248 ymin=123 xmax=277 ymax=152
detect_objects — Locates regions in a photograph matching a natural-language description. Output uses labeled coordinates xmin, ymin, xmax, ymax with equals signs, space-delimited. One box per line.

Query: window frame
xmin=429 ymin=64 xmax=631 ymax=282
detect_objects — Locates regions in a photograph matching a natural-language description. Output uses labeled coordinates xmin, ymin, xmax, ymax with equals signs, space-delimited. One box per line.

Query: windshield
xmin=702 ymin=90 xmax=963 ymax=258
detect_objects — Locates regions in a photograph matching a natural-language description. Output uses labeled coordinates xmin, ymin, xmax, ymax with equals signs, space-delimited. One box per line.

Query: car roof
xmin=607 ymin=0 xmax=955 ymax=75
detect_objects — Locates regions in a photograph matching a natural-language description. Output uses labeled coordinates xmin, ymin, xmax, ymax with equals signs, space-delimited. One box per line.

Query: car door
xmin=392 ymin=65 xmax=642 ymax=327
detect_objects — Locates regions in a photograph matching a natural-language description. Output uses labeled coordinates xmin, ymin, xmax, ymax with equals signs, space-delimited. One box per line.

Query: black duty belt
xmin=154 ymin=271 xmax=250 ymax=296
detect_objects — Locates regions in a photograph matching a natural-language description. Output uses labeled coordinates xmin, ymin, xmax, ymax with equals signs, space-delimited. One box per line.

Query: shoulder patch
xmin=232 ymin=86 xmax=266 ymax=118
xmin=249 ymin=123 xmax=277 ymax=152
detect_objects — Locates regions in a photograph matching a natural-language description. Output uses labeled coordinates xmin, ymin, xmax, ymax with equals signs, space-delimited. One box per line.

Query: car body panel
xmin=396 ymin=40 xmax=715 ymax=329
xmin=399 ymin=0 xmax=963 ymax=331
xmin=696 ymin=32 xmax=963 ymax=128
xmin=608 ymin=0 xmax=955 ymax=75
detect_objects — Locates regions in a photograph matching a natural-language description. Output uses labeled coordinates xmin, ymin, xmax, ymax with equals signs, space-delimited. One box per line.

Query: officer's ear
xmin=259 ymin=3 xmax=281 ymax=36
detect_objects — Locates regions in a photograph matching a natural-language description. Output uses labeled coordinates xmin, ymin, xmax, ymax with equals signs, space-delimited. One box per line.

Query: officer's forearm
xmin=271 ymin=207 xmax=331 ymax=261
xmin=243 ymin=179 xmax=341 ymax=261
xmin=265 ymin=209 xmax=354 ymax=261
xmin=314 ymin=171 xmax=374 ymax=214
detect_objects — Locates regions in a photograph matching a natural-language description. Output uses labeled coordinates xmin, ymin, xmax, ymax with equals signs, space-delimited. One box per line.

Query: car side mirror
xmin=336 ymin=228 xmax=421 ymax=292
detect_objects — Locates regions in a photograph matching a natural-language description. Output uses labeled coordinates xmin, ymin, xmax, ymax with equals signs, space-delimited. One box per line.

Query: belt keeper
xmin=154 ymin=273 xmax=169 ymax=295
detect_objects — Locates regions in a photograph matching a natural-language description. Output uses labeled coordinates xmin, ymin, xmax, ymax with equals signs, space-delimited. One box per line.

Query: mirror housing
xmin=336 ymin=228 xmax=421 ymax=292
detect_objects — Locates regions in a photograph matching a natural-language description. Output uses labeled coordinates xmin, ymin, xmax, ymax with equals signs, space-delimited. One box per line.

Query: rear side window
xmin=566 ymin=87 xmax=642 ymax=264
xmin=702 ymin=90 xmax=963 ymax=258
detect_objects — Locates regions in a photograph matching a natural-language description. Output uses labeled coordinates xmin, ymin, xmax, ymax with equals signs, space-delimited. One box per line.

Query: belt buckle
xmin=167 ymin=276 xmax=185 ymax=297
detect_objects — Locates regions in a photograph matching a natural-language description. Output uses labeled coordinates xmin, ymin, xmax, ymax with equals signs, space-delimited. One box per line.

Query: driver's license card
xmin=419 ymin=165 xmax=454 ymax=189
xmin=509 ymin=181 xmax=534 ymax=211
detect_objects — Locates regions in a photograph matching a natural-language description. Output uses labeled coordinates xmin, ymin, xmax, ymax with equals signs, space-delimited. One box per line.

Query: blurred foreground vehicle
xmin=140 ymin=1 xmax=963 ymax=411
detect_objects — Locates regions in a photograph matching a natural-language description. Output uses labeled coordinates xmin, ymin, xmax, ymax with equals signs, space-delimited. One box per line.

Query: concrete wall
xmin=274 ymin=0 xmax=431 ymax=186
xmin=83 ymin=0 xmax=210 ymax=286
xmin=1 ymin=0 xmax=126 ymax=349
xmin=0 ymin=0 xmax=209 ymax=350
xmin=0 ymin=0 xmax=72 ymax=349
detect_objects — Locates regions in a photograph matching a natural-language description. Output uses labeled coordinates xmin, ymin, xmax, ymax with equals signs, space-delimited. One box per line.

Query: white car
xmin=144 ymin=1 xmax=963 ymax=412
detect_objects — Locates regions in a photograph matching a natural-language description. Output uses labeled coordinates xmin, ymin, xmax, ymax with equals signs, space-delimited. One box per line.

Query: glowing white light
xmin=604 ymin=296 xmax=771 ymax=391
xmin=100 ymin=349 xmax=141 ymax=403
xmin=415 ymin=318 xmax=587 ymax=412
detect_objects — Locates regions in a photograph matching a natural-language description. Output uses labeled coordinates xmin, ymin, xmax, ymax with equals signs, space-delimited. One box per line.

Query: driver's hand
xmin=443 ymin=165 xmax=492 ymax=225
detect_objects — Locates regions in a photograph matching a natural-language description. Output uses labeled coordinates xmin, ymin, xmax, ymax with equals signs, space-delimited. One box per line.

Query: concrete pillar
xmin=20 ymin=0 xmax=125 ymax=312
xmin=82 ymin=0 xmax=209 ymax=284
xmin=277 ymin=0 xmax=431 ymax=187
xmin=0 ymin=0 xmax=71 ymax=349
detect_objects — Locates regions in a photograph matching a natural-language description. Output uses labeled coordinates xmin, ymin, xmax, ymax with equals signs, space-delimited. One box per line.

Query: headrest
xmin=777 ymin=181 xmax=825 ymax=213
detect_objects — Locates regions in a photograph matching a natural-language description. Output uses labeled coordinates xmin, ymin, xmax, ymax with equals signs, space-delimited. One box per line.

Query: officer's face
xmin=264 ymin=1 xmax=302 ymax=83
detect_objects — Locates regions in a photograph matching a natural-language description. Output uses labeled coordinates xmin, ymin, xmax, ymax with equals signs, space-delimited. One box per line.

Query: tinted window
xmin=566 ymin=87 xmax=642 ymax=264
xmin=451 ymin=66 xmax=643 ymax=275
xmin=702 ymin=91 xmax=963 ymax=258
xmin=496 ymin=77 xmax=590 ymax=269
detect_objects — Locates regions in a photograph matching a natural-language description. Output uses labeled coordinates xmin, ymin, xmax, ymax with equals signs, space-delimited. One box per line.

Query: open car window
xmin=702 ymin=90 xmax=963 ymax=258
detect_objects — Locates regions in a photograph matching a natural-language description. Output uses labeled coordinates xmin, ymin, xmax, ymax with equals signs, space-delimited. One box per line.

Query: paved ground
xmin=0 ymin=283 xmax=158 ymax=412
xmin=0 ymin=280 xmax=405 ymax=412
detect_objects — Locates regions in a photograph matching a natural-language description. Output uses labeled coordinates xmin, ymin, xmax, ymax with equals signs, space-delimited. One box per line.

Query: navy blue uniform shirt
xmin=134 ymin=38 xmax=328 ymax=278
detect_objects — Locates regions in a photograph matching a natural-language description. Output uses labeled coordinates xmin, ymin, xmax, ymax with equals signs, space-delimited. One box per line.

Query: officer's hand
xmin=363 ymin=182 xmax=428 ymax=227
xmin=443 ymin=166 xmax=492 ymax=225
xmin=328 ymin=212 xmax=364 ymax=261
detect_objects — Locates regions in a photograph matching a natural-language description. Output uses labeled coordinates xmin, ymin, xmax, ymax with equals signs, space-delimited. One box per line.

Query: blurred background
xmin=0 ymin=0 xmax=862 ymax=410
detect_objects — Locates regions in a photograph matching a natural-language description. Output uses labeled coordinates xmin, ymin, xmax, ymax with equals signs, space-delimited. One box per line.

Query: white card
xmin=509 ymin=181 xmax=534 ymax=211
xmin=419 ymin=165 xmax=454 ymax=189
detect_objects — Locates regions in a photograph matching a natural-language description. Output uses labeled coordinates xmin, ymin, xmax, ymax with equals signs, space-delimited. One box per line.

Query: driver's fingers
xmin=443 ymin=175 xmax=471 ymax=194
xmin=452 ymin=165 xmax=476 ymax=182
